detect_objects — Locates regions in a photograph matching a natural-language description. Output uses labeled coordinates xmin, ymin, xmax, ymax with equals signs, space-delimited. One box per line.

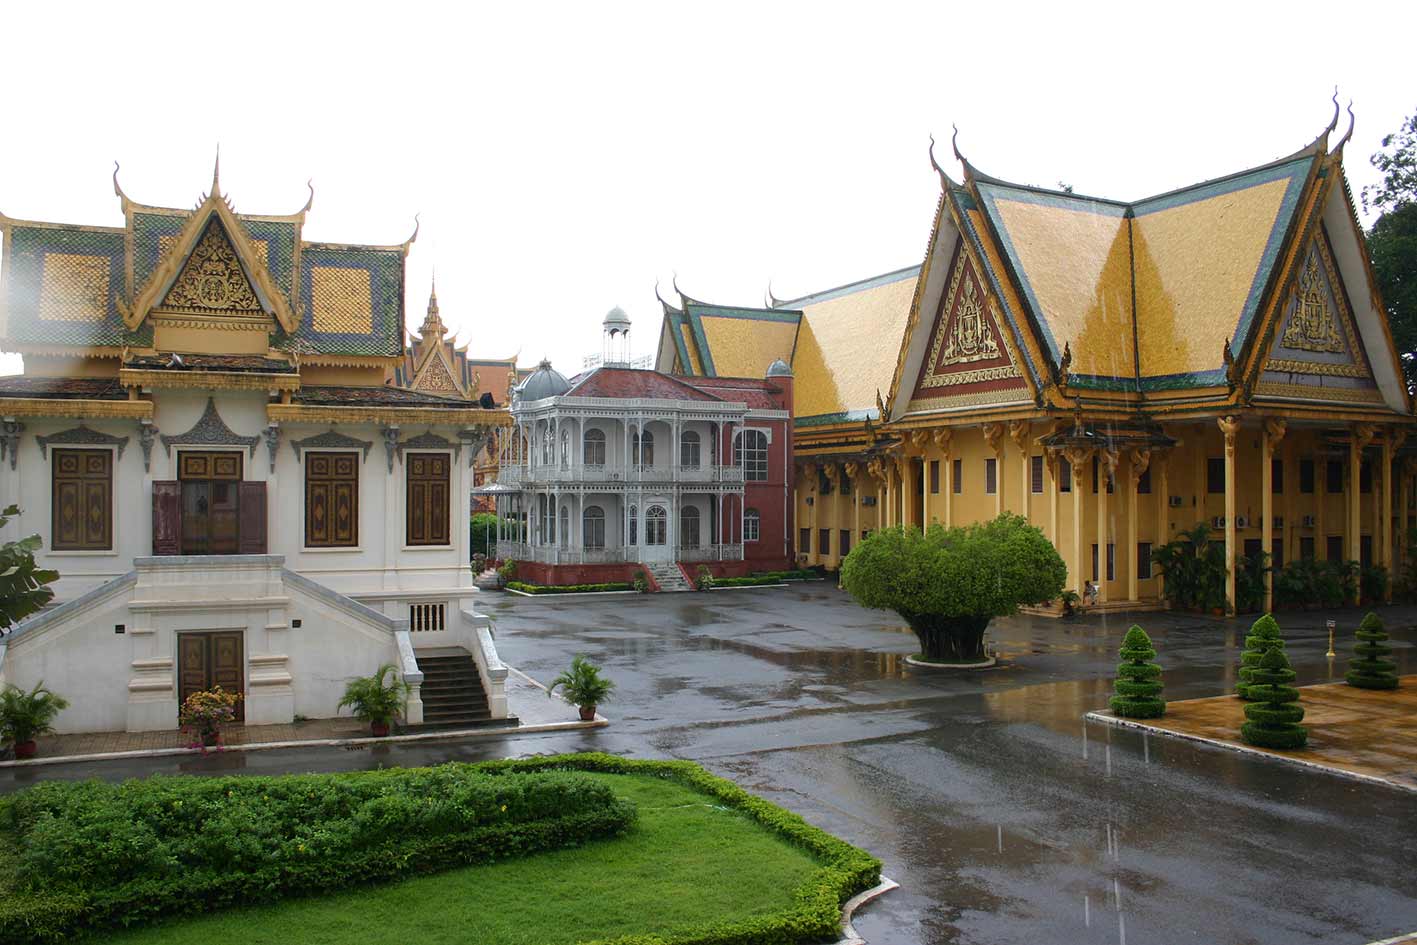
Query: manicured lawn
xmin=104 ymin=773 xmax=824 ymax=945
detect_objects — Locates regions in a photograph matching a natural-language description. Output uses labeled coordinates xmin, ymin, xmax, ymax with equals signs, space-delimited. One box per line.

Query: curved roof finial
xmin=407 ymin=213 xmax=421 ymax=244
xmin=112 ymin=160 xmax=128 ymax=202
xmin=211 ymin=144 xmax=221 ymax=198
xmin=673 ymin=272 xmax=698 ymax=305
xmin=655 ymin=279 xmax=680 ymax=313
xmin=767 ymin=279 xmax=784 ymax=308
xmin=1325 ymin=86 xmax=1341 ymax=135
xmin=928 ymin=134 xmax=948 ymax=182
xmin=1333 ymin=101 xmax=1355 ymax=153
xmin=951 ymin=124 xmax=965 ymax=164
xmin=300 ymin=178 xmax=314 ymax=215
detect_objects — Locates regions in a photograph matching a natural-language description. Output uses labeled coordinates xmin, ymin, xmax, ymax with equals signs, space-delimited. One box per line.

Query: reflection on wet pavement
xmin=4 ymin=585 xmax=1414 ymax=943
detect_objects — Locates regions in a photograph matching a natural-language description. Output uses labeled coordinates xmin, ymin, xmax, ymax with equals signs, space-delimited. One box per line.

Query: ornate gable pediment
xmin=1258 ymin=230 xmax=1377 ymax=401
xmin=159 ymin=397 xmax=262 ymax=457
xmin=158 ymin=218 xmax=264 ymax=317
xmin=908 ymin=244 xmax=1025 ymax=408
xmin=413 ymin=345 xmax=464 ymax=396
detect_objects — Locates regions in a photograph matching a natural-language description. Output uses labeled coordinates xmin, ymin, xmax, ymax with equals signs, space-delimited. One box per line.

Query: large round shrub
xmin=840 ymin=513 xmax=1066 ymax=662
xmin=1346 ymin=611 xmax=1400 ymax=690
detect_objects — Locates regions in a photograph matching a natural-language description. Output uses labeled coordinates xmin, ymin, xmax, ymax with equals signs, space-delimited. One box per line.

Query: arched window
xmin=645 ymin=505 xmax=667 ymax=545
xmin=734 ymin=430 xmax=768 ymax=481
xmin=680 ymin=430 xmax=700 ymax=467
xmin=679 ymin=505 xmax=700 ymax=547
xmin=560 ymin=429 xmax=570 ymax=467
xmin=634 ymin=430 xmax=655 ymax=467
xmin=558 ymin=505 xmax=570 ymax=547
xmin=583 ymin=505 xmax=605 ymax=549
xmin=628 ymin=504 xmax=638 ymax=546
xmin=583 ymin=428 xmax=606 ymax=466
xmin=743 ymin=508 xmax=761 ymax=542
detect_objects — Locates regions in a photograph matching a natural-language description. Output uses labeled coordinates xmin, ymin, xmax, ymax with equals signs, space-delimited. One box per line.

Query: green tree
xmin=1345 ymin=611 xmax=1400 ymax=690
xmin=0 ymin=505 xmax=59 ymax=631
xmin=1237 ymin=614 xmax=1285 ymax=700
xmin=1110 ymin=626 xmax=1165 ymax=718
xmin=1364 ymin=108 xmax=1417 ymax=392
xmin=1240 ymin=647 xmax=1308 ymax=750
xmin=840 ymin=513 xmax=1066 ymax=662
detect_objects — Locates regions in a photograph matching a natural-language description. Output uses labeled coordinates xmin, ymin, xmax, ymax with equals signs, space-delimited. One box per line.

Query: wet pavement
xmin=3 ymin=586 xmax=1414 ymax=944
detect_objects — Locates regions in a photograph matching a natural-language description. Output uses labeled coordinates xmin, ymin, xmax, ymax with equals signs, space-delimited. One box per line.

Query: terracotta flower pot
xmin=13 ymin=740 xmax=37 ymax=760
xmin=371 ymin=721 xmax=390 ymax=737
xmin=578 ymin=705 xmax=597 ymax=721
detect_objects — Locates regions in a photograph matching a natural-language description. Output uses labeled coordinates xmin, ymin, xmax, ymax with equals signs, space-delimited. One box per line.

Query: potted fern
xmin=338 ymin=664 xmax=409 ymax=737
xmin=548 ymin=655 xmax=615 ymax=721
xmin=0 ymin=682 xmax=70 ymax=759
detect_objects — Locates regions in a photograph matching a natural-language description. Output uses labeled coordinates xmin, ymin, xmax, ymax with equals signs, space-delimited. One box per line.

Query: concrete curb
xmin=504 ymin=587 xmax=640 ymax=598
xmin=1084 ymin=710 xmax=1416 ymax=795
xmin=0 ymin=666 xmax=607 ymax=770
xmin=904 ymin=656 xmax=997 ymax=670
xmin=836 ymin=876 xmax=900 ymax=945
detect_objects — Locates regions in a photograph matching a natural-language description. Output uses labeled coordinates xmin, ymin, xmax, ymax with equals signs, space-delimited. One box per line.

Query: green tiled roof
xmin=3 ymin=224 xmax=152 ymax=347
xmin=281 ymin=245 xmax=404 ymax=357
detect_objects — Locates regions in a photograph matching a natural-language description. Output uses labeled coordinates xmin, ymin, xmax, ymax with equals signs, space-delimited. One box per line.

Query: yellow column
xmin=1283 ymin=436 xmax=1296 ymax=570
xmin=1383 ymin=433 xmax=1401 ymax=600
xmin=934 ymin=429 xmax=953 ymax=528
xmin=1011 ymin=420 xmax=1031 ymax=522
xmin=983 ymin=423 xmax=1004 ymax=517
xmin=1350 ymin=425 xmax=1375 ymax=569
xmin=805 ymin=463 xmax=820 ymax=565
xmin=1046 ymin=450 xmax=1060 ymax=545
xmin=1097 ymin=449 xmax=1115 ymax=603
xmin=1315 ymin=455 xmax=1325 ymax=559
xmin=1155 ymin=450 xmax=1169 ymax=600
xmin=868 ymin=457 xmax=885 ymax=536
xmin=884 ymin=460 xmax=895 ymax=528
xmin=897 ymin=456 xmax=914 ymax=530
xmin=1400 ymin=458 xmax=1413 ymax=577
xmin=1127 ymin=449 xmax=1150 ymax=603
xmin=1219 ymin=416 xmax=1240 ymax=614
xmin=846 ymin=462 xmax=862 ymax=551
xmin=1064 ymin=447 xmax=1093 ymax=596
xmin=1262 ymin=419 xmax=1286 ymax=614
xmin=825 ymin=464 xmax=843 ymax=568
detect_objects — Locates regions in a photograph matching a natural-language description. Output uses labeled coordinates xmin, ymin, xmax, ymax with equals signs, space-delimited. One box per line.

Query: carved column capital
xmin=931 ymin=427 xmax=953 ymax=458
xmin=981 ymin=422 xmax=1005 ymax=455
xmin=908 ymin=429 xmax=930 ymax=453
xmin=1008 ymin=419 xmax=1030 ymax=454
xmin=1353 ymin=422 xmax=1378 ymax=452
xmin=1218 ymin=416 xmax=1240 ymax=457
xmin=1128 ymin=447 xmax=1151 ymax=483
xmin=1388 ymin=427 xmax=1407 ymax=455
xmin=1262 ymin=417 xmax=1287 ymax=450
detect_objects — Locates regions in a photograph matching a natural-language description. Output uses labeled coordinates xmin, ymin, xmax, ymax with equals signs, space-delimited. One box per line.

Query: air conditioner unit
xmin=862 ymin=496 xmax=877 ymax=507
xmin=1301 ymin=514 xmax=1317 ymax=528
xmin=1272 ymin=516 xmax=1284 ymax=528
xmin=1168 ymin=495 xmax=1183 ymax=508
xmin=1234 ymin=515 xmax=1249 ymax=528
xmin=805 ymin=497 xmax=814 ymax=506
xmin=1211 ymin=516 xmax=1226 ymax=529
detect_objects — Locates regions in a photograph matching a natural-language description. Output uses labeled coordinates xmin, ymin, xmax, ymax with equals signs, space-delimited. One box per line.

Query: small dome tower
xmin=603 ymin=306 xmax=632 ymax=368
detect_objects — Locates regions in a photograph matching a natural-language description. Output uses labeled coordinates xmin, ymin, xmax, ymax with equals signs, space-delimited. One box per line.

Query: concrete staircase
xmin=646 ymin=562 xmax=693 ymax=593
xmin=413 ymin=648 xmax=495 ymax=727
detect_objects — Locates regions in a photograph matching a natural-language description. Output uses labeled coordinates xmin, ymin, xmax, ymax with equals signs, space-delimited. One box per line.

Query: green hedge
xmin=506 ymin=581 xmax=634 ymax=595
xmin=0 ymin=767 xmax=634 ymax=943
xmin=712 ymin=576 xmax=784 ymax=588
xmin=753 ymin=569 xmax=821 ymax=582
xmin=477 ymin=753 xmax=881 ymax=945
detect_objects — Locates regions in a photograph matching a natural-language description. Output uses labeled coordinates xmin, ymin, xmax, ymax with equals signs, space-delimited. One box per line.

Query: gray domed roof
xmin=603 ymin=306 xmax=632 ymax=329
xmin=517 ymin=359 xmax=571 ymax=400
xmin=766 ymin=358 xmax=793 ymax=377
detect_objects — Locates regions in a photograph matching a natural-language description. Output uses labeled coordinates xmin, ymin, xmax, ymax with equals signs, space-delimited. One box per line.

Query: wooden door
xmin=177 ymin=632 xmax=245 ymax=722
xmin=178 ymin=451 xmax=243 ymax=555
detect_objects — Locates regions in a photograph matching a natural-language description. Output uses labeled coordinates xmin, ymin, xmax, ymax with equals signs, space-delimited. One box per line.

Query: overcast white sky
xmin=2 ymin=0 xmax=1413 ymax=377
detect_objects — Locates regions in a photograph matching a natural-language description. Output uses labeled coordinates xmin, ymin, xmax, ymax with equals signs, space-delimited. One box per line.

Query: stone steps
xmin=414 ymin=650 xmax=494 ymax=725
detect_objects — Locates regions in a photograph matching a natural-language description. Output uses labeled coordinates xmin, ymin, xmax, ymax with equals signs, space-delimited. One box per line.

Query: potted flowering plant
xmin=0 ymin=681 xmax=69 ymax=760
xmin=338 ymin=663 xmax=409 ymax=737
xmin=179 ymin=686 xmax=242 ymax=748
xmin=547 ymin=655 xmax=615 ymax=721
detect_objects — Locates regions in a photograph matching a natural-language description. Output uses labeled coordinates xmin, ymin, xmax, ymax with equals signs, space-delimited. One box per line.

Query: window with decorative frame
xmin=51 ymin=448 xmax=112 ymax=550
xmin=628 ymin=504 xmax=638 ymax=545
xmin=680 ymin=430 xmax=701 ymax=467
xmin=680 ymin=505 xmax=701 ymax=547
xmin=743 ymin=508 xmax=761 ymax=542
xmin=305 ymin=451 xmax=359 ymax=548
xmin=734 ymin=430 xmax=768 ymax=481
xmin=406 ymin=452 xmax=450 ymax=546
xmin=558 ymin=505 xmax=570 ymax=547
xmin=583 ymin=506 xmax=605 ymax=549
xmin=584 ymin=428 xmax=606 ymax=466
xmin=645 ymin=505 xmax=667 ymax=544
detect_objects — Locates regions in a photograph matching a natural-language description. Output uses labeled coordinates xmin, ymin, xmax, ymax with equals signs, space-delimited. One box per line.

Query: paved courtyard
xmin=2 ymin=585 xmax=1414 ymax=944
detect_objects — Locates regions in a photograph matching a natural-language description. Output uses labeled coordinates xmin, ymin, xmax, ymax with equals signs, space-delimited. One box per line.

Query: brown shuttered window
xmin=1030 ymin=455 xmax=1044 ymax=494
xmin=52 ymin=449 xmax=112 ymax=550
xmin=407 ymin=452 xmax=451 ymax=546
xmin=306 ymin=452 xmax=359 ymax=547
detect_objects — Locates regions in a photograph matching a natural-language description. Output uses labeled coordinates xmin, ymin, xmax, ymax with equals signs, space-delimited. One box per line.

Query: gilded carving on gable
xmin=1280 ymin=253 xmax=1342 ymax=353
xmin=416 ymin=352 xmax=462 ymax=395
xmin=160 ymin=221 xmax=262 ymax=314
xmin=920 ymin=250 xmax=1019 ymax=390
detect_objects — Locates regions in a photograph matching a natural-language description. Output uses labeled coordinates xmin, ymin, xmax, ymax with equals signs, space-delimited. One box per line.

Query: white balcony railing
xmin=498 ymin=463 xmax=745 ymax=486
xmin=492 ymin=543 xmax=744 ymax=566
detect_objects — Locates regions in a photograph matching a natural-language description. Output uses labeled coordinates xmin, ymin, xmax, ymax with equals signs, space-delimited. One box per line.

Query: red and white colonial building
xmin=491 ymin=309 xmax=795 ymax=588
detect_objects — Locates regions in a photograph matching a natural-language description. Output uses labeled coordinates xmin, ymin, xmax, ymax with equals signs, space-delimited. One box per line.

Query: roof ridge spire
xmin=211 ymin=144 xmax=221 ymax=198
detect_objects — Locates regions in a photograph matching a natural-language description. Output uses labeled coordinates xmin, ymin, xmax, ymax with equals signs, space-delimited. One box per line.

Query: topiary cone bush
xmin=1110 ymin=626 xmax=1165 ymax=718
xmin=1346 ymin=611 xmax=1400 ymax=690
xmin=1237 ymin=614 xmax=1286 ymax=700
xmin=1240 ymin=647 xmax=1307 ymax=750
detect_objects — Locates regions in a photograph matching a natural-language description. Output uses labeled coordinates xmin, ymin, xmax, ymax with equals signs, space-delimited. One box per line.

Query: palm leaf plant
xmin=548 ymin=655 xmax=615 ymax=721
xmin=0 ymin=505 xmax=59 ymax=632
xmin=0 ymin=681 xmax=69 ymax=758
xmin=338 ymin=663 xmax=409 ymax=736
